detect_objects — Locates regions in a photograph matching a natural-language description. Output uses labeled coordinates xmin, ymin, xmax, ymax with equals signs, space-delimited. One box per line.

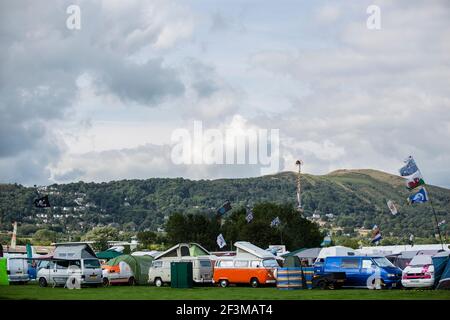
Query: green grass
xmin=1 ymin=283 xmax=449 ymax=300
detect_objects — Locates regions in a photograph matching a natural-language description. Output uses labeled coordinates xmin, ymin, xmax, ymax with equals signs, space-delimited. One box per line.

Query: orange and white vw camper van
xmin=213 ymin=241 xmax=279 ymax=288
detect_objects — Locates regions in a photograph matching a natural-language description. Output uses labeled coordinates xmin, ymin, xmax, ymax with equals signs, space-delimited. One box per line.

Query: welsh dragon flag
xmin=406 ymin=171 xmax=425 ymax=190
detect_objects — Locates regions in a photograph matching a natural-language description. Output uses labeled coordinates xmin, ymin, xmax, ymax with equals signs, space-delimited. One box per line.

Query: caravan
xmin=213 ymin=241 xmax=279 ymax=288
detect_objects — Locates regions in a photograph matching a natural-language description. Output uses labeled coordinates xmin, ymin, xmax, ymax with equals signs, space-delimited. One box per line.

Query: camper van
xmin=148 ymin=243 xmax=214 ymax=286
xmin=315 ymin=256 xmax=402 ymax=289
xmin=6 ymin=255 xmax=30 ymax=284
xmin=213 ymin=241 xmax=279 ymax=288
xmin=37 ymin=243 xmax=102 ymax=287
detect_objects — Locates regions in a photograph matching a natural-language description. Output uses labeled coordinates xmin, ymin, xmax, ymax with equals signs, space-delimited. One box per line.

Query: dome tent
xmin=106 ymin=255 xmax=154 ymax=285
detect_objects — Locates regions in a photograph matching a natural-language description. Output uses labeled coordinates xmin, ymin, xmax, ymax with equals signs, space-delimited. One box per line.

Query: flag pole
xmin=428 ymin=197 xmax=444 ymax=250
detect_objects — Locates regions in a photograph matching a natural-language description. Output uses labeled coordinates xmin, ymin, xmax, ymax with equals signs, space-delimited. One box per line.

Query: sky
xmin=1 ymin=0 xmax=450 ymax=187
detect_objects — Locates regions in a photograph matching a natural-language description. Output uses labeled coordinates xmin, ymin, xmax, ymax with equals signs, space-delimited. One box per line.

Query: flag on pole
xmin=216 ymin=234 xmax=227 ymax=249
xmin=399 ymin=156 xmax=419 ymax=177
xmin=406 ymin=171 xmax=425 ymax=190
xmin=386 ymin=200 xmax=398 ymax=215
xmin=371 ymin=225 xmax=382 ymax=244
xmin=270 ymin=216 xmax=280 ymax=228
xmin=34 ymin=195 xmax=51 ymax=208
xmin=407 ymin=187 xmax=429 ymax=204
xmin=409 ymin=234 xmax=415 ymax=247
xmin=217 ymin=200 xmax=232 ymax=216
xmin=245 ymin=208 xmax=254 ymax=223
xmin=321 ymin=235 xmax=332 ymax=247
xmin=10 ymin=222 xmax=17 ymax=249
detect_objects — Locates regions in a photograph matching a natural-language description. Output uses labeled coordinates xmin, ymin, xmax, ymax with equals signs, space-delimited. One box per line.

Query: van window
xmin=199 ymin=260 xmax=211 ymax=268
xmin=361 ymin=259 xmax=373 ymax=269
xmin=84 ymin=259 xmax=101 ymax=269
xmin=340 ymin=258 xmax=359 ymax=269
xmin=153 ymin=261 xmax=163 ymax=268
xmin=234 ymin=260 xmax=248 ymax=267
xmin=56 ymin=260 xmax=70 ymax=269
xmin=373 ymin=257 xmax=395 ymax=268
xmin=250 ymin=261 xmax=260 ymax=268
xmin=218 ymin=260 xmax=233 ymax=268
xmin=70 ymin=260 xmax=81 ymax=268
xmin=180 ymin=246 xmax=190 ymax=257
xmin=262 ymin=259 xmax=279 ymax=268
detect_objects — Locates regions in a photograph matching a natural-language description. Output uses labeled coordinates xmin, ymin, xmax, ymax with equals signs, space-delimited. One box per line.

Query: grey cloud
xmin=0 ymin=0 xmax=190 ymax=184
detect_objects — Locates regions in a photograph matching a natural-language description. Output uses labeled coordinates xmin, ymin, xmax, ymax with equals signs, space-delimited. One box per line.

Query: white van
xmin=6 ymin=256 xmax=30 ymax=283
xmin=148 ymin=243 xmax=214 ymax=287
xmin=148 ymin=257 xmax=213 ymax=287
xmin=37 ymin=258 xmax=102 ymax=287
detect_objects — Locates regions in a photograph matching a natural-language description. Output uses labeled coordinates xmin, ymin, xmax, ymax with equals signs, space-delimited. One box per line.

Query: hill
xmin=0 ymin=169 xmax=449 ymax=238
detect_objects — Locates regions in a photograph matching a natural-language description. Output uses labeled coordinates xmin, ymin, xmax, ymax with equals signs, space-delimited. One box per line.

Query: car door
xmin=52 ymin=260 xmax=70 ymax=285
xmin=360 ymin=258 xmax=376 ymax=286
xmin=340 ymin=258 xmax=361 ymax=287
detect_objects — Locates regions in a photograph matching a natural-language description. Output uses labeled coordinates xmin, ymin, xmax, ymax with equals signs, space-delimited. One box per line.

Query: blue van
xmin=314 ymin=256 xmax=402 ymax=289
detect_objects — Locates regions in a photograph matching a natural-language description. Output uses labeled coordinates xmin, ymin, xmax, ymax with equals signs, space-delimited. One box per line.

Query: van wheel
xmin=250 ymin=278 xmax=259 ymax=288
xmin=39 ymin=277 xmax=48 ymax=288
xmin=102 ymin=278 xmax=110 ymax=287
xmin=219 ymin=279 xmax=229 ymax=288
xmin=317 ymin=280 xmax=328 ymax=290
xmin=155 ymin=278 xmax=163 ymax=287
xmin=128 ymin=277 xmax=136 ymax=286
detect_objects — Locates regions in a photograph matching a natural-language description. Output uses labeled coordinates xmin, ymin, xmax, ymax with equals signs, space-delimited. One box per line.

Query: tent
xmin=315 ymin=246 xmax=356 ymax=262
xmin=155 ymin=243 xmax=211 ymax=260
xmin=96 ymin=249 xmax=123 ymax=260
xmin=283 ymin=248 xmax=322 ymax=266
xmin=107 ymin=255 xmax=154 ymax=285
xmin=387 ymin=250 xmax=418 ymax=269
xmin=432 ymin=251 xmax=450 ymax=289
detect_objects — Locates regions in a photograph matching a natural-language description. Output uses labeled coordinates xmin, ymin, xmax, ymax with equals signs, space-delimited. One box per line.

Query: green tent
xmin=96 ymin=249 xmax=123 ymax=260
xmin=107 ymin=255 xmax=154 ymax=285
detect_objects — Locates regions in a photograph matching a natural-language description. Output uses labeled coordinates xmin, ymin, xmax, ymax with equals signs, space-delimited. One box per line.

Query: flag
xmin=399 ymin=156 xmax=419 ymax=177
xmin=321 ymin=235 xmax=332 ymax=247
xmin=245 ymin=208 xmax=254 ymax=223
xmin=216 ymin=234 xmax=226 ymax=249
xmin=270 ymin=216 xmax=280 ymax=227
xmin=34 ymin=195 xmax=50 ymax=208
xmin=217 ymin=200 xmax=232 ymax=216
xmin=10 ymin=222 xmax=17 ymax=249
xmin=407 ymin=187 xmax=429 ymax=204
xmin=386 ymin=200 xmax=398 ymax=215
xmin=371 ymin=225 xmax=382 ymax=244
xmin=406 ymin=171 xmax=425 ymax=190
xmin=409 ymin=234 xmax=415 ymax=247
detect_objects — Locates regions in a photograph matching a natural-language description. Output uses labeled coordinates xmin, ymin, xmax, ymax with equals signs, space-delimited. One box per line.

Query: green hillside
xmin=0 ymin=169 xmax=449 ymax=239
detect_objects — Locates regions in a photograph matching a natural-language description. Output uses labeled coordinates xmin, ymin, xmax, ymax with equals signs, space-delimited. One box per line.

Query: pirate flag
xmin=217 ymin=200 xmax=232 ymax=216
xmin=34 ymin=195 xmax=51 ymax=208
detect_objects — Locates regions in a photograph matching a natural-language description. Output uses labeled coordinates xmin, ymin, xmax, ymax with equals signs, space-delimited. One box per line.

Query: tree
xmin=82 ymin=226 xmax=119 ymax=251
xmin=137 ymin=231 xmax=157 ymax=248
xmin=32 ymin=229 xmax=58 ymax=245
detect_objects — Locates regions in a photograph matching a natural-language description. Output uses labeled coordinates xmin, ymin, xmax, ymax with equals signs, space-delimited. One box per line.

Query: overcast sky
xmin=1 ymin=0 xmax=450 ymax=187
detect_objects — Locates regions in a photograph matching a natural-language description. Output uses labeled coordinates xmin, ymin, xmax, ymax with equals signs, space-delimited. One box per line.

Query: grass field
xmin=1 ymin=283 xmax=450 ymax=300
